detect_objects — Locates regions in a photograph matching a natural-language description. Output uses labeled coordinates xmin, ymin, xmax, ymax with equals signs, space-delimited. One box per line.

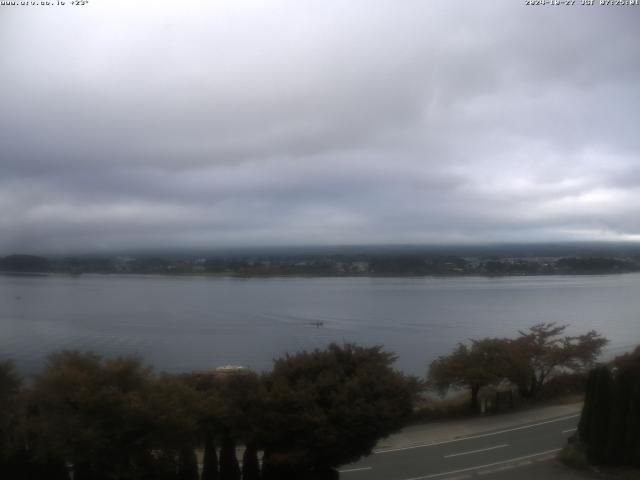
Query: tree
xmin=509 ymin=323 xmax=607 ymax=398
xmin=177 ymin=447 xmax=198 ymax=480
xmin=260 ymin=343 xmax=419 ymax=476
xmin=215 ymin=370 xmax=266 ymax=449
xmin=143 ymin=374 xmax=201 ymax=452
xmin=29 ymin=351 xmax=200 ymax=480
xmin=219 ymin=435 xmax=241 ymax=480
xmin=0 ymin=361 xmax=21 ymax=455
xmin=577 ymin=368 xmax=597 ymax=445
xmin=608 ymin=346 xmax=640 ymax=466
xmin=578 ymin=346 xmax=640 ymax=467
xmin=241 ymin=443 xmax=260 ymax=480
xmin=201 ymin=433 xmax=219 ymax=480
xmin=428 ymin=338 xmax=512 ymax=413
xmin=1 ymin=362 xmax=72 ymax=480
xmin=31 ymin=351 xmax=155 ymax=479
xmin=579 ymin=366 xmax=612 ymax=464
xmin=185 ymin=368 xmax=262 ymax=480
xmin=147 ymin=450 xmax=178 ymax=480
xmin=27 ymin=454 xmax=71 ymax=480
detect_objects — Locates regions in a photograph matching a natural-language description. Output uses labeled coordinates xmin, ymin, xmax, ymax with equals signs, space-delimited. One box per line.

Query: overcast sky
xmin=1 ymin=0 xmax=639 ymax=254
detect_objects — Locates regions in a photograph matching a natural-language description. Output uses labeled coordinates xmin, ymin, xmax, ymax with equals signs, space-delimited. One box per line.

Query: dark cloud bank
xmin=1 ymin=1 xmax=639 ymax=254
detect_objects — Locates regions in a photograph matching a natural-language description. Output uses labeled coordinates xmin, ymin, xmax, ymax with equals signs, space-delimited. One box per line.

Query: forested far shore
xmin=3 ymin=253 xmax=640 ymax=277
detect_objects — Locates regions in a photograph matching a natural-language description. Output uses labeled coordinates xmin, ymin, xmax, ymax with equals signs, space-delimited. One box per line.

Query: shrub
xmin=559 ymin=444 xmax=589 ymax=470
xmin=537 ymin=373 xmax=587 ymax=400
xmin=410 ymin=391 xmax=471 ymax=423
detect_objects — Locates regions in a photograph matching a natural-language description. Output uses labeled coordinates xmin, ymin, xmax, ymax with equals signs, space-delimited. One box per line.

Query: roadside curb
xmin=375 ymin=403 xmax=583 ymax=452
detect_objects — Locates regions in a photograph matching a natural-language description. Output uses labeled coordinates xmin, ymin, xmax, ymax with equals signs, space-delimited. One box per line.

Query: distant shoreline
xmin=2 ymin=270 xmax=637 ymax=279
xmin=3 ymin=252 xmax=640 ymax=278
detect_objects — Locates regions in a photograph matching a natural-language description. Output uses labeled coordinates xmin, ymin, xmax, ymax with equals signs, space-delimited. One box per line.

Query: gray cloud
xmin=1 ymin=0 xmax=639 ymax=253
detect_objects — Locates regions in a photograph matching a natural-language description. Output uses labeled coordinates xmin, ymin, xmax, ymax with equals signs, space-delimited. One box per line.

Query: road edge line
xmin=399 ymin=448 xmax=562 ymax=480
xmin=375 ymin=414 xmax=579 ymax=454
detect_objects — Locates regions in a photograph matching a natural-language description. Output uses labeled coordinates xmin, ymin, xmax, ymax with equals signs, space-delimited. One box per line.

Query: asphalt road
xmin=339 ymin=413 xmax=580 ymax=480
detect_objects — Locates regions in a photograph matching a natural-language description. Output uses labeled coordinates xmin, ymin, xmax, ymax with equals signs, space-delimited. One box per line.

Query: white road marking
xmin=534 ymin=454 xmax=558 ymax=462
xmin=397 ymin=448 xmax=562 ymax=480
xmin=478 ymin=464 xmax=515 ymax=475
xmin=443 ymin=443 xmax=509 ymax=459
xmin=338 ymin=466 xmax=372 ymax=473
xmin=562 ymin=428 xmax=577 ymax=434
xmin=376 ymin=414 xmax=579 ymax=454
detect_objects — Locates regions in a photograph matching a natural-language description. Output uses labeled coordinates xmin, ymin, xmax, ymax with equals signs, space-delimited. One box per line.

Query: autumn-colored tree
xmin=428 ymin=338 xmax=512 ymax=413
xmin=508 ymin=323 xmax=607 ymax=398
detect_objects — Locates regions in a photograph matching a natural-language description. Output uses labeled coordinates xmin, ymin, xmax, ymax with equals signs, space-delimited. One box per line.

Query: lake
xmin=1 ymin=273 xmax=639 ymax=376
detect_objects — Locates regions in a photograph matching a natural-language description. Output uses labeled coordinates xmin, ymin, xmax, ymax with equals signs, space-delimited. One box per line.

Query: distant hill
xmin=112 ymin=241 xmax=640 ymax=260
xmin=0 ymin=254 xmax=50 ymax=272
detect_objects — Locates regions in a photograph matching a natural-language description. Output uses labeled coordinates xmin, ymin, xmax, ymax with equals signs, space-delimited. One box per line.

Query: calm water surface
xmin=1 ymin=273 xmax=639 ymax=376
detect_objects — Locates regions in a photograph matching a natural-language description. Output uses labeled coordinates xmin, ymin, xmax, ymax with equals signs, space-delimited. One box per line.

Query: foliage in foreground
xmin=559 ymin=444 xmax=589 ymax=470
xmin=578 ymin=346 xmax=640 ymax=467
xmin=261 ymin=344 xmax=419 ymax=475
xmin=428 ymin=323 xmax=607 ymax=412
xmin=0 ymin=343 xmax=418 ymax=480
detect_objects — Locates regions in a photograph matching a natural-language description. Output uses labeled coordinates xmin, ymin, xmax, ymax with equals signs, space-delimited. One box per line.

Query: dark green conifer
xmin=580 ymin=349 xmax=640 ymax=467
xmin=153 ymin=451 xmax=179 ymax=480
xmin=219 ymin=436 xmax=241 ymax=480
xmin=241 ymin=443 xmax=260 ymax=480
xmin=585 ymin=366 xmax=613 ymax=465
xmin=578 ymin=368 xmax=597 ymax=442
xmin=28 ymin=454 xmax=70 ymax=480
xmin=627 ymin=376 xmax=640 ymax=466
xmin=607 ymin=365 xmax=628 ymax=464
xmin=202 ymin=434 xmax=219 ymax=480
xmin=178 ymin=448 xmax=199 ymax=480
xmin=615 ymin=353 xmax=640 ymax=466
xmin=2 ymin=449 xmax=30 ymax=480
